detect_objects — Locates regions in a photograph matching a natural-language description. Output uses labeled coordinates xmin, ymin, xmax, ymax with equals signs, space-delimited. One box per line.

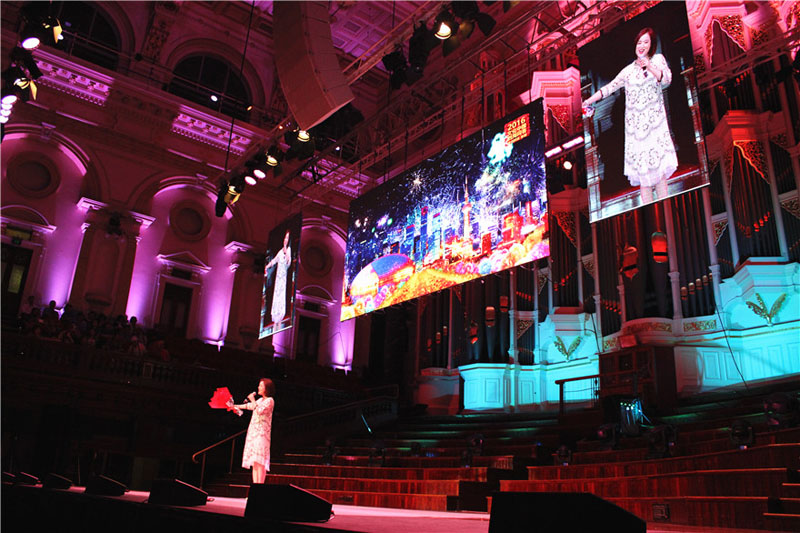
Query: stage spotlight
xmin=647 ymin=425 xmax=677 ymax=459
xmin=11 ymin=47 xmax=43 ymax=80
xmin=452 ymin=1 xmax=496 ymax=37
xmin=730 ymin=419 xmax=754 ymax=449
xmin=555 ymin=444 xmax=572 ymax=466
xmin=284 ymin=129 xmax=314 ymax=159
xmin=382 ymin=48 xmax=408 ymax=90
xmin=764 ymin=392 xmax=800 ymax=429
xmin=20 ymin=14 xmax=62 ymax=50
xmin=563 ymin=159 xmax=573 ymax=170
xmin=266 ymin=145 xmax=284 ymax=167
xmin=433 ymin=9 xmax=456 ymax=40
xmin=246 ymin=154 xmax=269 ymax=179
xmin=3 ymin=67 xmax=37 ymax=101
xmin=443 ymin=20 xmax=475 ymax=56
xmin=407 ymin=22 xmax=434 ymax=84
xmin=596 ymin=423 xmax=618 ymax=449
xmin=1 ymin=90 xmax=17 ymax=105
xmin=244 ymin=174 xmax=257 ymax=186
xmin=20 ymin=28 xmax=42 ymax=50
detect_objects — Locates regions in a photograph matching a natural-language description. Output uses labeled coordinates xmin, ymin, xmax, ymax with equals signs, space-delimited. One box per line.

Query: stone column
xmin=224 ymin=241 xmax=255 ymax=349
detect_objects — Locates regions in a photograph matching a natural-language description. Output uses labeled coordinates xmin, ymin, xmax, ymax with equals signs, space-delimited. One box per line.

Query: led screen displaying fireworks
xmin=341 ymin=100 xmax=549 ymax=321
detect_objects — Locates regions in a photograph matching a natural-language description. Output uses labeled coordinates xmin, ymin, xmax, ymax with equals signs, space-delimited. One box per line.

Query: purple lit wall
xmin=1 ymin=135 xmax=88 ymax=309
xmin=127 ymin=184 xmax=235 ymax=342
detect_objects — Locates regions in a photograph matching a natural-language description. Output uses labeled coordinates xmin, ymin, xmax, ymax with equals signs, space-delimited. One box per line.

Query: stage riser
xmin=308 ymin=444 xmax=542 ymax=457
xmin=573 ymin=427 xmax=800 ymax=464
xmin=280 ymin=454 xmax=514 ymax=469
xmin=486 ymin=494 xmax=783 ymax=531
xmin=303 ymin=489 xmax=450 ymax=512
xmin=501 ymin=468 xmax=793 ymax=498
xmin=530 ymin=444 xmax=800 ymax=480
xmin=270 ymin=464 xmax=489 ymax=481
xmin=260 ymin=475 xmax=460 ymax=495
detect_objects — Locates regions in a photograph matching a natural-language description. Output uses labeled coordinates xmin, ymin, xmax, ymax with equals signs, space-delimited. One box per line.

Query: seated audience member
xmin=42 ymin=300 xmax=59 ymax=322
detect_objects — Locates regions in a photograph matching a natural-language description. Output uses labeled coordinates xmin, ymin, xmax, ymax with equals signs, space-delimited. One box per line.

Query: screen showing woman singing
xmin=259 ymin=213 xmax=302 ymax=339
xmin=579 ymin=1 xmax=708 ymax=222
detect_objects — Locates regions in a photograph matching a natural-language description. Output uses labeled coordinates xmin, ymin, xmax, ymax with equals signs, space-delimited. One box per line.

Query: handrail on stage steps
xmin=191 ymin=386 xmax=399 ymax=488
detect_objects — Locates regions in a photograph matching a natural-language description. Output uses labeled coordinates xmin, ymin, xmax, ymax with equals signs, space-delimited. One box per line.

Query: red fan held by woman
xmin=208 ymin=387 xmax=242 ymax=416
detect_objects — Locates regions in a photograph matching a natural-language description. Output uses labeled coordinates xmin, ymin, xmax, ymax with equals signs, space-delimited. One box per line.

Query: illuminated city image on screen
xmin=341 ymin=100 xmax=549 ymax=321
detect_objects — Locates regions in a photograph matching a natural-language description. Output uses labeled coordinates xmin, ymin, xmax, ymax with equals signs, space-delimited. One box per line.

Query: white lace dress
xmin=241 ymin=396 xmax=274 ymax=470
xmin=270 ymin=246 xmax=291 ymax=325
xmin=599 ymin=53 xmax=678 ymax=187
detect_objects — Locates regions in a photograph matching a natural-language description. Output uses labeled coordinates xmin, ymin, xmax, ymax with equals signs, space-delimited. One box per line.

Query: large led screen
xmin=259 ymin=213 xmax=302 ymax=338
xmin=342 ymin=100 xmax=549 ymax=321
xmin=579 ymin=1 xmax=708 ymax=222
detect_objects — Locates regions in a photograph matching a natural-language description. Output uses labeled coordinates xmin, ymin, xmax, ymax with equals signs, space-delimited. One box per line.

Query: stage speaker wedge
xmin=14 ymin=471 xmax=40 ymax=485
xmin=272 ymin=1 xmax=354 ymax=130
xmin=245 ymin=483 xmax=332 ymax=522
xmin=148 ymin=478 xmax=208 ymax=507
xmin=85 ymin=474 xmax=127 ymax=496
xmin=43 ymin=473 xmax=72 ymax=490
xmin=489 ymin=492 xmax=645 ymax=533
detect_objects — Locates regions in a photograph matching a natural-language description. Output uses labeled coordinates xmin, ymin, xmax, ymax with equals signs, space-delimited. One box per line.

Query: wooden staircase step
xmin=270 ymin=463 xmax=489 ymax=481
xmin=308 ymin=444 xmax=542 ymax=457
xmin=780 ymin=483 xmax=800 ymax=498
xmin=530 ymin=443 xmax=800 ymax=480
xmin=261 ymin=473 xmax=461 ymax=495
xmin=762 ymin=512 xmax=800 ymax=531
xmin=298 ymin=488 xmax=451 ymax=511
xmin=488 ymin=494 xmax=781 ymax=531
xmin=768 ymin=497 xmax=800 ymax=514
xmin=569 ymin=428 xmax=800 ymax=465
xmin=501 ymin=468 xmax=793 ymax=498
xmin=280 ymin=453 xmax=515 ymax=469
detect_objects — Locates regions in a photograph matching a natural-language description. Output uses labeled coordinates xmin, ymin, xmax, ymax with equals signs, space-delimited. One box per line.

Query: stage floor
xmin=83 ymin=489 xmax=775 ymax=533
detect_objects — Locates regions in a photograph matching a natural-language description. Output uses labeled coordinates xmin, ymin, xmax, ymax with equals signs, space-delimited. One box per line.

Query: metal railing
xmin=555 ymin=368 xmax=653 ymax=416
xmin=190 ymin=389 xmax=398 ymax=488
xmin=554 ymin=374 xmax=600 ymax=416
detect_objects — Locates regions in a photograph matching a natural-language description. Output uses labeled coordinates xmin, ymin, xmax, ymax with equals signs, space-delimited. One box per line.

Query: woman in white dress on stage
xmin=583 ymin=27 xmax=678 ymax=204
xmin=233 ymin=378 xmax=275 ymax=484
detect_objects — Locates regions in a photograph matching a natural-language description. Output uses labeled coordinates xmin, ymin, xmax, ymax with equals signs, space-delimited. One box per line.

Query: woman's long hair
xmin=259 ymin=378 xmax=275 ymax=397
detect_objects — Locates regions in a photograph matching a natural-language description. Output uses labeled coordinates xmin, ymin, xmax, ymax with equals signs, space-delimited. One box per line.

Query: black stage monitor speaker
xmin=14 ymin=471 xmax=40 ymax=485
xmin=85 ymin=474 xmax=127 ymax=496
xmin=245 ymin=484 xmax=332 ymax=522
xmin=489 ymin=492 xmax=646 ymax=533
xmin=43 ymin=473 xmax=73 ymax=490
xmin=148 ymin=478 xmax=208 ymax=507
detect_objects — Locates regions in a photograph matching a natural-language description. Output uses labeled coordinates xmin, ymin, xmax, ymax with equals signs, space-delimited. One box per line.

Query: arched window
xmin=168 ymin=55 xmax=251 ymax=121
xmin=23 ymin=1 xmax=121 ymax=71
